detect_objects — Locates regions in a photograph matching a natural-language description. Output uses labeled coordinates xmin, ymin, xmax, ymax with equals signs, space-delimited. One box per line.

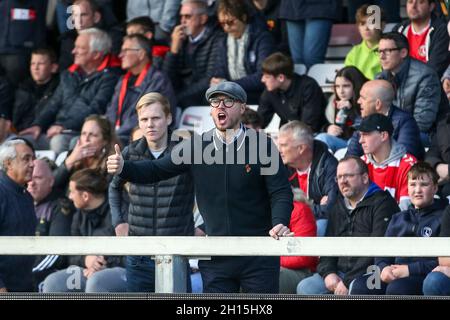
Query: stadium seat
xmin=35 ymin=150 xmax=56 ymax=161
xmin=334 ymin=147 xmax=347 ymax=161
xmin=383 ymin=23 xmax=397 ymax=32
xmin=329 ymin=24 xmax=361 ymax=46
xmin=55 ymin=151 xmax=68 ymax=166
xmin=245 ymin=104 xmax=280 ymax=136
xmin=178 ymin=106 xmax=215 ymax=134
xmin=294 ymin=64 xmax=307 ymax=75
xmin=307 ymin=63 xmax=345 ymax=92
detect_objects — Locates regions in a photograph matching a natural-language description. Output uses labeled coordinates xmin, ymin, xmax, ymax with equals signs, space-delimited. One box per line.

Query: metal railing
xmin=1 ymin=236 xmax=449 ymax=293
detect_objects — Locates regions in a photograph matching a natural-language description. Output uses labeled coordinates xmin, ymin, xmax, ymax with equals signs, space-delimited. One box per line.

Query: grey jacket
xmin=377 ymin=58 xmax=444 ymax=133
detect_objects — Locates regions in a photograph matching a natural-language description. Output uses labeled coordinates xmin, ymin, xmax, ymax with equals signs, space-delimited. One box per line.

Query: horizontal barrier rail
xmin=1 ymin=236 xmax=449 ymax=257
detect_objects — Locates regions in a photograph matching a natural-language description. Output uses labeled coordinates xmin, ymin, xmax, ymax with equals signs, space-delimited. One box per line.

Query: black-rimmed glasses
xmin=335 ymin=172 xmax=364 ymax=182
xmin=375 ymin=48 xmax=400 ymax=56
xmin=209 ymin=98 xmax=237 ymax=108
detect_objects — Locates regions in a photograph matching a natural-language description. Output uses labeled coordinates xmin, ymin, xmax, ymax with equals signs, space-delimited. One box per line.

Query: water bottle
xmin=335 ymin=108 xmax=349 ymax=127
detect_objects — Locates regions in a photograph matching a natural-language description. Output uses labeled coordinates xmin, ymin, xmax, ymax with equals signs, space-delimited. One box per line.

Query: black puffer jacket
xmin=163 ymin=24 xmax=223 ymax=107
xmin=12 ymin=76 xmax=59 ymax=132
xmin=109 ymin=136 xmax=195 ymax=236
xmin=318 ymin=183 xmax=399 ymax=287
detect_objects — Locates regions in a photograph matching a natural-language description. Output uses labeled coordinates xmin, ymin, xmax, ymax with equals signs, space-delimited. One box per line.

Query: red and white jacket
xmin=362 ymin=143 xmax=416 ymax=210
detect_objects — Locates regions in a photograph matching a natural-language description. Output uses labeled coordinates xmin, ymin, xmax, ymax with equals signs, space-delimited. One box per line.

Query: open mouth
xmin=217 ymin=112 xmax=227 ymax=124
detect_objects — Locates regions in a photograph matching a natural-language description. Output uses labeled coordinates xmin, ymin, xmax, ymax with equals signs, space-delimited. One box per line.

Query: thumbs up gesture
xmin=107 ymin=144 xmax=124 ymax=175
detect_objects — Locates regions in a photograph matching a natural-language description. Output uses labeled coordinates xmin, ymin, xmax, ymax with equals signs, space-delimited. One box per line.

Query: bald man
xmin=28 ymin=159 xmax=74 ymax=291
xmin=346 ymin=80 xmax=424 ymax=160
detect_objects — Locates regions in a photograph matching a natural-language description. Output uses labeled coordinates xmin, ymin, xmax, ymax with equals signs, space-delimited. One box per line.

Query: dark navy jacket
xmin=119 ymin=127 xmax=293 ymax=236
xmin=376 ymin=200 xmax=446 ymax=276
xmin=346 ymin=106 xmax=425 ymax=160
xmin=0 ymin=171 xmax=36 ymax=291
xmin=0 ymin=0 xmax=47 ymax=54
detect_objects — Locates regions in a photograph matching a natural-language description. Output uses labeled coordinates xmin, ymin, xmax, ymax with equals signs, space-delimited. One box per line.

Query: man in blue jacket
xmin=346 ymin=79 xmax=424 ymax=160
xmin=0 ymin=139 xmax=36 ymax=292
xmin=107 ymin=81 xmax=293 ymax=293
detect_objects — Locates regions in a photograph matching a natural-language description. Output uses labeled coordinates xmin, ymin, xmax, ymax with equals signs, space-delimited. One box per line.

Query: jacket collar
xmin=68 ymin=54 xmax=121 ymax=74
xmin=407 ymin=198 xmax=447 ymax=216
xmin=0 ymin=170 xmax=29 ymax=194
xmin=79 ymin=199 xmax=109 ymax=227
xmin=213 ymin=124 xmax=247 ymax=152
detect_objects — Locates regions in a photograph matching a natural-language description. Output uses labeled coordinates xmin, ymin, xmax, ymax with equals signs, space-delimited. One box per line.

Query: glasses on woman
xmin=209 ymin=98 xmax=237 ymax=108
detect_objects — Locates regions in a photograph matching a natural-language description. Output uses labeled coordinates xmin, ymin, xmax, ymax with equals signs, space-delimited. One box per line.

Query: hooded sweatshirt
xmin=376 ymin=199 xmax=446 ymax=276
xmin=362 ymin=141 xmax=417 ymax=210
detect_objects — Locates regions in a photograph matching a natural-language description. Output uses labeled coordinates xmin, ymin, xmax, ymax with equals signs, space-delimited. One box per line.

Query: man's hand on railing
xmin=107 ymin=144 xmax=124 ymax=175
xmin=0 ymin=287 xmax=7 ymax=293
xmin=194 ymin=227 xmax=206 ymax=236
xmin=269 ymin=224 xmax=294 ymax=240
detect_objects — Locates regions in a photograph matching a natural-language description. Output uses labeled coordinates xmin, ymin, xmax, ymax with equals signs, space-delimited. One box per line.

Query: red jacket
xmin=280 ymin=201 xmax=318 ymax=271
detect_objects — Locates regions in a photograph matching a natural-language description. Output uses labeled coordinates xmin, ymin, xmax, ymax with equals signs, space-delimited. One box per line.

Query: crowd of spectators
xmin=0 ymin=0 xmax=450 ymax=296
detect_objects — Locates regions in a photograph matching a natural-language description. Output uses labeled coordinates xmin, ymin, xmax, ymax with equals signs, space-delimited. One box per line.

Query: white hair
xmin=0 ymin=139 xmax=27 ymax=170
xmin=78 ymin=28 xmax=112 ymax=54
xmin=279 ymin=120 xmax=314 ymax=147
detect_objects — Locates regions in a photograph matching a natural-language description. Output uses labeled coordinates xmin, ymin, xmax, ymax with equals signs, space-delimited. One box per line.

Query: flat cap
xmin=205 ymin=81 xmax=247 ymax=103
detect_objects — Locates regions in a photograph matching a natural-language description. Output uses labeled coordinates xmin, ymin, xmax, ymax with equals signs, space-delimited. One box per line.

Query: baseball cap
xmin=355 ymin=113 xmax=394 ymax=136
xmin=205 ymin=81 xmax=247 ymax=103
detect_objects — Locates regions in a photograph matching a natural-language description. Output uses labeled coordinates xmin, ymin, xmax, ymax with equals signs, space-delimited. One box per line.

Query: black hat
xmin=355 ymin=113 xmax=394 ymax=136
